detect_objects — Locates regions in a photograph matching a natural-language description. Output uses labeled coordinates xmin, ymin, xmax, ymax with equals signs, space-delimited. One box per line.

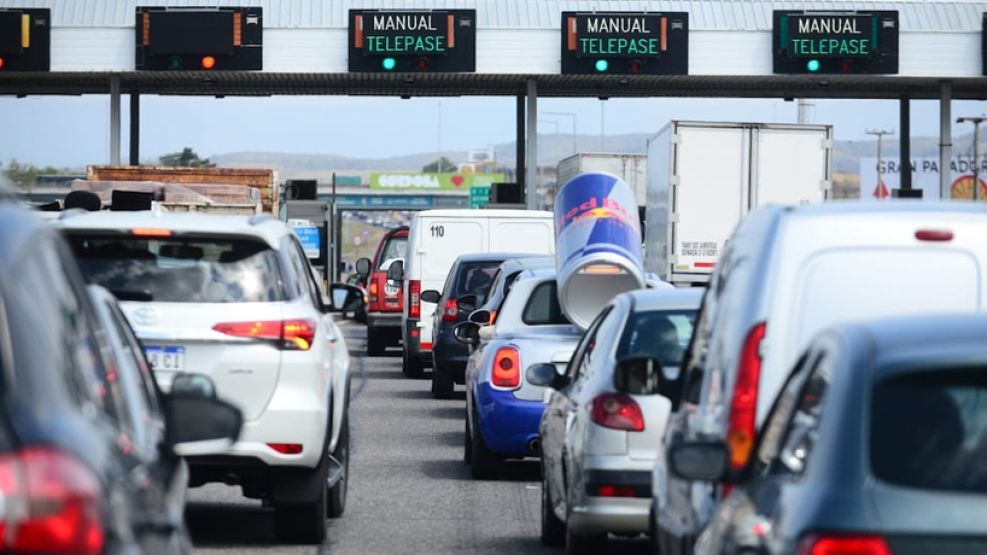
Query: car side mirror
xmin=420 ymin=290 xmax=441 ymax=304
xmin=613 ymin=355 xmax=670 ymax=396
xmin=667 ymin=440 xmax=729 ymax=482
xmin=328 ymin=283 xmax=365 ymax=313
xmin=468 ymin=309 xmax=491 ymax=325
xmin=164 ymin=374 xmax=242 ymax=456
xmin=456 ymin=294 xmax=478 ymax=312
xmin=526 ymin=363 xmax=568 ymax=389
xmin=386 ymin=260 xmax=404 ymax=282
xmin=453 ymin=321 xmax=480 ymax=346
xmin=355 ymin=257 xmax=372 ymax=277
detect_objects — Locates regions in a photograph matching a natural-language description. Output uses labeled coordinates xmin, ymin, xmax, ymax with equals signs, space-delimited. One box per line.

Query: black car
xmin=668 ymin=314 xmax=987 ymax=555
xmin=422 ymin=253 xmax=523 ymax=399
xmin=0 ymin=202 xmax=240 ymax=554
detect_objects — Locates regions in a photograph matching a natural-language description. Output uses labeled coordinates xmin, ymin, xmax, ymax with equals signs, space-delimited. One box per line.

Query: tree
xmin=2 ymin=159 xmax=62 ymax=188
xmin=422 ymin=156 xmax=455 ymax=173
xmin=159 ymin=147 xmax=215 ymax=167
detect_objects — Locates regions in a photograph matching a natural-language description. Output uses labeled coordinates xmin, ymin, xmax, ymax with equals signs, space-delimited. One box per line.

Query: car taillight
xmin=596 ymin=485 xmax=636 ymax=497
xmin=492 ymin=346 xmax=520 ymax=389
xmin=727 ymin=321 xmax=767 ymax=472
xmin=266 ymin=443 xmax=303 ymax=455
xmin=368 ymin=279 xmax=379 ymax=304
xmin=442 ymin=298 xmax=458 ymax=323
xmin=489 ymin=310 xmax=498 ymax=325
xmin=409 ymin=280 xmax=421 ymax=319
xmin=0 ymin=447 xmax=104 ymax=554
xmin=796 ymin=534 xmax=893 ymax=555
xmin=212 ymin=319 xmax=317 ymax=351
xmin=590 ymin=393 xmax=645 ymax=431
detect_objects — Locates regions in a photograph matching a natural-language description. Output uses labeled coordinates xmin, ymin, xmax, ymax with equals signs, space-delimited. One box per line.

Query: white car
xmin=59 ymin=211 xmax=361 ymax=544
xmin=533 ymin=287 xmax=701 ymax=554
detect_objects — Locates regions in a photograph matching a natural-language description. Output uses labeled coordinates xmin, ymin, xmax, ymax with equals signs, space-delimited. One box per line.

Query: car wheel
xmin=431 ymin=361 xmax=454 ymax=399
xmin=367 ymin=328 xmax=385 ymax=356
xmin=273 ymin=460 xmax=328 ymax=544
xmin=403 ymin=348 xmax=424 ymax=379
xmin=469 ymin=407 xmax=501 ymax=480
xmin=327 ymin=415 xmax=349 ymax=518
xmin=540 ymin=463 xmax=565 ymax=546
xmin=463 ymin=416 xmax=472 ymax=463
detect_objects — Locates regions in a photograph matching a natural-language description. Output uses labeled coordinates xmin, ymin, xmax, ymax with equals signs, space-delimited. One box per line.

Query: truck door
xmin=751 ymin=126 xmax=831 ymax=208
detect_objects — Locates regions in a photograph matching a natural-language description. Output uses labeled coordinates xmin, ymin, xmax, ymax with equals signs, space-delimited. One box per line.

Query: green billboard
xmin=370 ymin=172 xmax=504 ymax=190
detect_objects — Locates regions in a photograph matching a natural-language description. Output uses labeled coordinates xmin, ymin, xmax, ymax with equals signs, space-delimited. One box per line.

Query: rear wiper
xmin=109 ymin=289 xmax=153 ymax=302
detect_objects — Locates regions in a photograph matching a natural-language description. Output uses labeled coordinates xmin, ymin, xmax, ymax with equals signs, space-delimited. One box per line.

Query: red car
xmin=357 ymin=226 xmax=409 ymax=355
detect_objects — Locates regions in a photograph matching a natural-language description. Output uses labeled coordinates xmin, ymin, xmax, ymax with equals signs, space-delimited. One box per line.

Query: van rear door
xmin=489 ymin=218 xmax=554 ymax=255
xmin=418 ymin=217 xmax=486 ymax=344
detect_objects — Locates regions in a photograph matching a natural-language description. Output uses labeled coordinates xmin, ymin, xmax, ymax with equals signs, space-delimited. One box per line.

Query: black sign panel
xmin=349 ymin=10 xmax=476 ymax=73
xmin=561 ymin=12 xmax=688 ymax=75
xmin=0 ymin=9 xmax=50 ymax=71
xmin=773 ymin=10 xmax=898 ymax=74
xmin=135 ymin=7 xmax=262 ymax=71
xmin=983 ymin=13 xmax=986 ymax=75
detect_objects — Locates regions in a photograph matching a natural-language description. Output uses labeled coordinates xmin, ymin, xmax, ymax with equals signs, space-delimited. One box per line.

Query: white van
xmin=397 ymin=209 xmax=555 ymax=377
xmin=654 ymin=201 xmax=987 ymax=552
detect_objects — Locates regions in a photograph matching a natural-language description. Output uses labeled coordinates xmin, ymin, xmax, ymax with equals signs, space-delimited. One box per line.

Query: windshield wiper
xmin=109 ymin=289 xmax=153 ymax=302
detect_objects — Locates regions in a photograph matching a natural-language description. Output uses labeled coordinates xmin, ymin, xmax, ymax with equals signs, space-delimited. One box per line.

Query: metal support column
xmin=109 ymin=76 xmax=121 ymax=165
xmin=516 ymin=95 xmax=525 ymax=189
xmin=900 ymin=96 xmax=911 ymax=191
xmin=525 ymin=79 xmax=537 ymax=210
xmin=129 ymin=93 xmax=140 ymax=165
xmin=940 ymin=82 xmax=953 ymax=200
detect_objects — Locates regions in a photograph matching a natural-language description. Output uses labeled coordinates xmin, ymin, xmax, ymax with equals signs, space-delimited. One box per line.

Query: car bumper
xmin=475 ymin=383 xmax=545 ymax=457
xmin=403 ymin=318 xmax=433 ymax=364
xmin=367 ymin=311 xmax=402 ymax=329
xmin=433 ymin=329 xmax=470 ymax=380
xmin=569 ymin=459 xmax=654 ymax=536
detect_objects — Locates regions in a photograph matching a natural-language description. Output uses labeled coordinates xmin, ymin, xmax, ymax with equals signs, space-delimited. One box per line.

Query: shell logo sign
xmin=950 ymin=175 xmax=987 ymax=200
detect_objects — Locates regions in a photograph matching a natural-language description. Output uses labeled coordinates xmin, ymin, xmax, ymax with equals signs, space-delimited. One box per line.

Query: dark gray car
xmin=668 ymin=314 xmax=987 ymax=555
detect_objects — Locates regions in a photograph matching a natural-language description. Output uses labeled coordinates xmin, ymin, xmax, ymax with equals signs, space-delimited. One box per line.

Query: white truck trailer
xmin=556 ymin=153 xmax=647 ymax=207
xmin=645 ymin=121 xmax=832 ymax=285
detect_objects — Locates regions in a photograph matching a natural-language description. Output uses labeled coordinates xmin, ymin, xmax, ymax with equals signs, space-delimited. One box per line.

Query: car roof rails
xmin=248 ymin=214 xmax=276 ymax=226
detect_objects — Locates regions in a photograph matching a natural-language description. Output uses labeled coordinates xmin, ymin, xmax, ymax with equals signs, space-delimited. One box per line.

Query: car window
xmin=454 ymin=262 xmax=500 ymax=301
xmin=287 ymin=238 xmax=320 ymax=309
xmin=618 ymin=310 xmax=697 ymax=368
xmin=376 ymin=235 xmax=407 ymax=270
xmin=753 ymin=350 xmax=815 ymax=475
xmin=69 ymin=233 xmax=286 ymax=303
xmin=773 ymin=352 xmax=831 ymax=475
xmin=871 ymin=368 xmax=987 ymax=493
xmin=522 ymin=281 xmax=570 ymax=326
xmin=682 ymin=285 xmax=716 ymax=405
xmin=566 ymin=306 xmax=612 ymax=381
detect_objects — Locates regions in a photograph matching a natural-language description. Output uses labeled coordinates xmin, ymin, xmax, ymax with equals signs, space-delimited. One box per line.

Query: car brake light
xmin=266 ymin=443 xmax=303 ymax=455
xmin=212 ymin=319 xmax=316 ymax=351
xmin=590 ymin=393 xmax=644 ymax=431
xmin=915 ymin=229 xmax=953 ymax=242
xmin=368 ymin=279 xmax=379 ymax=303
xmin=727 ymin=321 xmax=767 ymax=473
xmin=492 ymin=346 xmax=520 ymax=389
xmin=130 ymin=227 xmax=172 ymax=237
xmin=796 ymin=534 xmax=893 ymax=555
xmin=596 ymin=485 xmax=636 ymax=497
xmin=0 ymin=447 xmax=104 ymax=554
xmin=442 ymin=298 xmax=458 ymax=323
xmin=409 ymin=280 xmax=421 ymax=319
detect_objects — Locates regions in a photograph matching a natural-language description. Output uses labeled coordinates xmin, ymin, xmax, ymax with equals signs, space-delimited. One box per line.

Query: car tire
xmin=367 ymin=328 xmax=385 ymax=356
xmin=327 ymin=415 xmax=349 ymax=518
xmin=403 ymin=348 xmax=424 ymax=379
xmin=431 ymin=361 xmax=454 ymax=399
xmin=463 ymin=417 xmax=472 ymax=463
xmin=540 ymin=463 xmax=565 ymax=546
xmin=273 ymin=460 xmax=328 ymax=544
xmin=469 ymin=407 xmax=501 ymax=480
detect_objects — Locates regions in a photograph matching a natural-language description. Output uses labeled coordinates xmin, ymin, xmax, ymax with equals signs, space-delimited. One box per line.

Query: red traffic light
xmin=201 ymin=55 xmax=216 ymax=70
xmin=414 ymin=57 xmax=430 ymax=71
xmin=0 ymin=57 xmax=5 ymax=70
xmin=627 ymin=59 xmax=643 ymax=73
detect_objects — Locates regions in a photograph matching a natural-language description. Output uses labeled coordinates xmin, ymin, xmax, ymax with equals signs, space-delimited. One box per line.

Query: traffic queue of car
xmin=1 ymin=184 xmax=367 ymax=551
xmin=354 ymin=172 xmax=987 ymax=555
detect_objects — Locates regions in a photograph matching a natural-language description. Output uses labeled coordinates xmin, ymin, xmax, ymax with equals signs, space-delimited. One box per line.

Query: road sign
xmin=348 ymin=9 xmax=476 ymax=73
xmin=291 ymin=225 xmax=321 ymax=259
xmin=561 ymin=12 xmax=688 ymax=75
xmin=773 ymin=11 xmax=899 ymax=74
xmin=135 ymin=7 xmax=263 ymax=71
xmin=470 ymin=185 xmax=491 ymax=208
xmin=0 ymin=9 xmax=51 ymax=72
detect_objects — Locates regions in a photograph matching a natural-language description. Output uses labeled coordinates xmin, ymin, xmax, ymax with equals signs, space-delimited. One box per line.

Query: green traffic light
xmin=168 ymin=55 xmax=183 ymax=70
xmin=806 ymin=59 xmax=821 ymax=72
xmin=382 ymin=57 xmax=396 ymax=71
xmin=595 ymin=59 xmax=609 ymax=72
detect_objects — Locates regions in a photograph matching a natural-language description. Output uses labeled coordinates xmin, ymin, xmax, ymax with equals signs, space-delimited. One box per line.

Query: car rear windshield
xmin=522 ymin=280 xmax=570 ymax=326
xmin=617 ymin=310 xmax=697 ymax=367
xmin=453 ymin=261 xmax=501 ymax=301
xmin=376 ymin=236 xmax=407 ymax=270
xmin=67 ymin=234 xmax=286 ymax=303
xmin=871 ymin=370 xmax=987 ymax=493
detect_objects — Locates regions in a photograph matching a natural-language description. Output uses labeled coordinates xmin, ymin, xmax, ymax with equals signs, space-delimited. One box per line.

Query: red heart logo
xmin=451 ymin=175 xmax=464 ymax=187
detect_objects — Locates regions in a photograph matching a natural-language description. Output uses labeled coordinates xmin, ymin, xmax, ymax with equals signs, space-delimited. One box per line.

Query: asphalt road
xmin=186 ymin=320 xmax=649 ymax=554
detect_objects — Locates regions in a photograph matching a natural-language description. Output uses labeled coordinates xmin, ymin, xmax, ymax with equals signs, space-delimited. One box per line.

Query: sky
xmin=1 ymin=94 xmax=985 ymax=168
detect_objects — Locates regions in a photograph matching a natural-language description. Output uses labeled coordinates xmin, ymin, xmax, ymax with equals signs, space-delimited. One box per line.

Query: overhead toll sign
xmin=773 ymin=10 xmax=898 ymax=74
xmin=135 ymin=7 xmax=263 ymax=71
xmin=0 ymin=9 xmax=49 ymax=71
xmin=349 ymin=10 xmax=476 ymax=73
xmin=561 ymin=12 xmax=688 ymax=75
xmin=983 ymin=13 xmax=986 ymax=75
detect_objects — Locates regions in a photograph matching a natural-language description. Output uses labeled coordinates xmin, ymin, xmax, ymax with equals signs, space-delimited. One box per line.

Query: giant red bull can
xmin=555 ymin=172 xmax=646 ymax=330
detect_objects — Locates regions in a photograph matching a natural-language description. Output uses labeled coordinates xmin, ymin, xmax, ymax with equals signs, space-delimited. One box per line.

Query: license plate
xmin=144 ymin=346 xmax=185 ymax=371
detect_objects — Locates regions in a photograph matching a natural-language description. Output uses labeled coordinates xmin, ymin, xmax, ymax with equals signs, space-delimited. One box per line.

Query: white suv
xmin=59 ymin=211 xmax=358 ymax=544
